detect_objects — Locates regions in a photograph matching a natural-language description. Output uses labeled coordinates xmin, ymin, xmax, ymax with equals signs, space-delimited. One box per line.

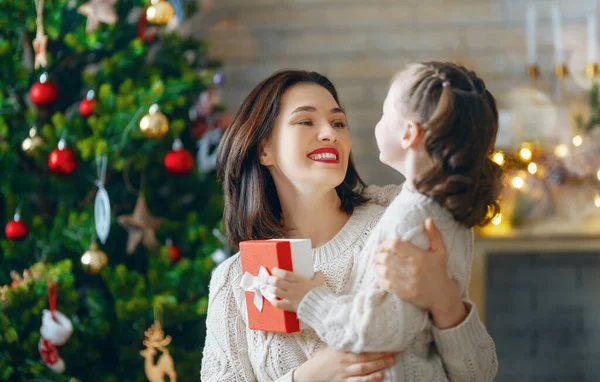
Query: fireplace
xmin=469 ymin=236 xmax=600 ymax=381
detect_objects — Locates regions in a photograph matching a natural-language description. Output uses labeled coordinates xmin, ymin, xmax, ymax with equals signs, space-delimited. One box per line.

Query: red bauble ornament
xmin=164 ymin=139 xmax=194 ymax=176
xmin=29 ymin=74 xmax=59 ymax=106
xmin=79 ymin=99 xmax=95 ymax=118
xmin=168 ymin=244 xmax=182 ymax=263
xmin=5 ymin=220 xmax=28 ymax=241
xmin=48 ymin=139 xmax=77 ymax=176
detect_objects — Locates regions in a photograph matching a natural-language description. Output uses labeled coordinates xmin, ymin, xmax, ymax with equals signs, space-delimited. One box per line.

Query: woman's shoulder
xmin=361 ymin=183 xmax=403 ymax=207
xmin=209 ymin=253 xmax=243 ymax=291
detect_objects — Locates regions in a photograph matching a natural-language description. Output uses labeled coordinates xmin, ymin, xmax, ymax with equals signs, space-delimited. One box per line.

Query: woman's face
xmin=260 ymin=83 xmax=351 ymax=193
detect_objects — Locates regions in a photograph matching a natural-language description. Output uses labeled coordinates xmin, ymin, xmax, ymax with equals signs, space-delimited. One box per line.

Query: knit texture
xmin=297 ymin=185 xmax=498 ymax=381
xmin=200 ymin=185 xmax=498 ymax=381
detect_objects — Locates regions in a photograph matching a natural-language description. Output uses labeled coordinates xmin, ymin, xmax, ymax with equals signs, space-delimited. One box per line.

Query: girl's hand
xmin=375 ymin=218 xmax=467 ymax=329
xmin=293 ymin=346 xmax=398 ymax=382
xmin=268 ymin=268 xmax=325 ymax=312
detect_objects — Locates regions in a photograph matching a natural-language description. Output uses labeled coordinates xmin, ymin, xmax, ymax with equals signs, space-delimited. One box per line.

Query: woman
xmin=201 ymin=70 xmax=497 ymax=381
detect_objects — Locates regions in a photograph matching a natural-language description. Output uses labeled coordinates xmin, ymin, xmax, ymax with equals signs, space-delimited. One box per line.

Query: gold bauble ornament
xmin=146 ymin=0 xmax=174 ymax=25
xmin=21 ymin=127 xmax=44 ymax=155
xmin=139 ymin=104 xmax=169 ymax=139
xmin=81 ymin=242 xmax=108 ymax=273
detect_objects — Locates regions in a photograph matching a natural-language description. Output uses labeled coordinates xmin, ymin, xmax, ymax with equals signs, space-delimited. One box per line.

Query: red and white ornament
xmin=79 ymin=90 xmax=96 ymax=118
xmin=5 ymin=209 xmax=28 ymax=241
xmin=30 ymin=73 xmax=59 ymax=107
xmin=166 ymin=239 xmax=182 ymax=263
xmin=39 ymin=281 xmax=73 ymax=373
xmin=48 ymin=139 xmax=77 ymax=176
xmin=190 ymin=117 xmax=209 ymax=140
xmin=164 ymin=138 xmax=194 ymax=176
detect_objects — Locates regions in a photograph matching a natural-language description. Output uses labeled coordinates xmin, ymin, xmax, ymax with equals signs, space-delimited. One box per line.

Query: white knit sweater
xmin=200 ymin=185 xmax=498 ymax=382
xmin=297 ymin=185 xmax=498 ymax=381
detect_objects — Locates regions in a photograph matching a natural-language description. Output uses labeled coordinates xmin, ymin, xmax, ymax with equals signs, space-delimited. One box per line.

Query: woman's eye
xmin=332 ymin=121 xmax=347 ymax=128
xmin=297 ymin=120 xmax=312 ymax=126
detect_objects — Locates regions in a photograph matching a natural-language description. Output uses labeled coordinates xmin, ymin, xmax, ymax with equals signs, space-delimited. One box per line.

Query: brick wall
xmin=184 ymin=0 xmax=593 ymax=185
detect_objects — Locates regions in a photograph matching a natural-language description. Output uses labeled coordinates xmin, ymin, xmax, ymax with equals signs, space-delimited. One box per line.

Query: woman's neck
xmin=277 ymin=186 xmax=350 ymax=248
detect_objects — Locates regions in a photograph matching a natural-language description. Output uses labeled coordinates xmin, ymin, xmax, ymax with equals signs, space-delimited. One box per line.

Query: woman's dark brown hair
xmin=217 ymin=70 xmax=367 ymax=249
xmin=398 ymin=62 xmax=503 ymax=227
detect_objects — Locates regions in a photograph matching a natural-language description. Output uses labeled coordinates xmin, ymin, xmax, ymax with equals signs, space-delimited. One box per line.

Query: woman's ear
xmin=401 ymin=120 xmax=424 ymax=149
xmin=259 ymin=139 xmax=273 ymax=166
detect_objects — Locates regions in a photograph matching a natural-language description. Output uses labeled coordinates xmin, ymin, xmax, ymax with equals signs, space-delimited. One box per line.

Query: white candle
xmin=551 ymin=6 xmax=564 ymax=64
xmin=527 ymin=4 xmax=537 ymax=65
xmin=588 ymin=10 xmax=598 ymax=63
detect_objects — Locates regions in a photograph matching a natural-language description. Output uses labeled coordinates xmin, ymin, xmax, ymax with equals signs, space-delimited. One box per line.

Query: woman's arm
xmin=377 ymin=219 xmax=498 ymax=382
xmin=201 ymin=258 xmax=256 ymax=382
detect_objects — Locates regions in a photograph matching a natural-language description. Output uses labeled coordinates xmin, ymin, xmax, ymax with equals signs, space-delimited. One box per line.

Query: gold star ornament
xmin=117 ymin=194 xmax=162 ymax=254
xmin=78 ymin=0 xmax=118 ymax=33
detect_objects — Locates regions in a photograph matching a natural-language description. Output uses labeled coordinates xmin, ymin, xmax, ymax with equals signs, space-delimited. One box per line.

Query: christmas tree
xmin=0 ymin=0 xmax=230 ymax=380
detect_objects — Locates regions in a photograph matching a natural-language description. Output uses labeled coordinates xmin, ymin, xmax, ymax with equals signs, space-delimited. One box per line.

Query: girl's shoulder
xmin=361 ymin=184 xmax=403 ymax=207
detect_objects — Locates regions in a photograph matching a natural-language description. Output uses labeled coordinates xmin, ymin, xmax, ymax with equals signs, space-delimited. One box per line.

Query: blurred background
xmin=2 ymin=0 xmax=600 ymax=381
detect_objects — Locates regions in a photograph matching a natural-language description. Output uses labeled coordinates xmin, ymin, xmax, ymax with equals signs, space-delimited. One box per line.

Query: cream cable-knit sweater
xmin=200 ymin=185 xmax=498 ymax=382
xmin=297 ymin=186 xmax=498 ymax=381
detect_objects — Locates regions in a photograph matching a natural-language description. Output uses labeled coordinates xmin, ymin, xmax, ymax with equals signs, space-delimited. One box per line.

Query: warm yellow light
xmin=519 ymin=148 xmax=532 ymax=161
xmin=597 ymin=169 xmax=600 ymax=181
xmin=573 ymin=135 xmax=583 ymax=147
xmin=527 ymin=162 xmax=538 ymax=175
xmin=595 ymin=195 xmax=600 ymax=208
xmin=512 ymin=176 xmax=525 ymax=189
xmin=554 ymin=144 xmax=569 ymax=158
xmin=492 ymin=151 xmax=505 ymax=166
xmin=491 ymin=213 xmax=502 ymax=226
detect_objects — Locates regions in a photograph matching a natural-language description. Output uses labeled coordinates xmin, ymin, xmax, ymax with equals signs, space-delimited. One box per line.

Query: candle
xmin=527 ymin=4 xmax=537 ymax=65
xmin=552 ymin=6 xmax=564 ymax=64
xmin=588 ymin=10 xmax=598 ymax=63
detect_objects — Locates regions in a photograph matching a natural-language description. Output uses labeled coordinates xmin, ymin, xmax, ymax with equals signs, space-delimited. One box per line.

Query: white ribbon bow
xmin=240 ymin=266 xmax=277 ymax=312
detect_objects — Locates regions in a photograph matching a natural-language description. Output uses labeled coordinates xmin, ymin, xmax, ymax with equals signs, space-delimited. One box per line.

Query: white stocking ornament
xmin=39 ymin=281 xmax=73 ymax=373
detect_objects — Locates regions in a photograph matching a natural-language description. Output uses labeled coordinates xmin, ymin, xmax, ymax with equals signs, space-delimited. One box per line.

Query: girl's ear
xmin=400 ymin=120 xmax=424 ymax=149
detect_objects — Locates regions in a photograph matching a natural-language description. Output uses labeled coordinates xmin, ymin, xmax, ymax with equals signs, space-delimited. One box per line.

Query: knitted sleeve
xmin=297 ymin=207 xmax=432 ymax=353
xmin=201 ymin=256 xmax=256 ymax=382
xmin=432 ymin=231 xmax=499 ymax=381
xmin=432 ymin=300 xmax=499 ymax=382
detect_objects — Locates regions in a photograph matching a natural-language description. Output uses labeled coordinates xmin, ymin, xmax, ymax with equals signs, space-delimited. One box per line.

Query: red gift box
xmin=239 ymin=239 xmax=313 ymax=333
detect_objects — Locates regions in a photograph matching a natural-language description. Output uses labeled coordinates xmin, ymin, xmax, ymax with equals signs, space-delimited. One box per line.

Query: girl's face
xmin=260 ymin=83 xmax=351 ymax=193
xmin=375 ymin=73 xmax=411 ymax=170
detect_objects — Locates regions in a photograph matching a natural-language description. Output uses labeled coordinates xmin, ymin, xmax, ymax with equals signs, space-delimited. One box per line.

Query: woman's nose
xmin=317 ymin=123 xmax=338 ymax=142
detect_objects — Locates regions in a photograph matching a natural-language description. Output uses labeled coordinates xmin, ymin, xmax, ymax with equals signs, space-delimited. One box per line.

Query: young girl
xmin=268 ymin=62 xmax=502 ymax=381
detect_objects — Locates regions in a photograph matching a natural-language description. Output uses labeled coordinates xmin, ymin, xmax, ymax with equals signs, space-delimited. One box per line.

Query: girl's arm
xmin=272 ymin=208 xmax=445 ymax=353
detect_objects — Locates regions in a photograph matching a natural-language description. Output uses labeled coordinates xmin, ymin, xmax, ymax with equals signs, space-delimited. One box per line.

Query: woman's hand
xmin=293 ymin=346 xmax=397 ymax=382
xmin=375 ymin=218 xmax=468 ymax=329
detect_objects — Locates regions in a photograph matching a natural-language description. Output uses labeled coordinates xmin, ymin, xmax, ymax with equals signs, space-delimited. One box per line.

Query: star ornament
xmin=117 ymin=194 xmax=162 ymax=254
xmin=78 ymin=0 xmax=118 ymax=33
